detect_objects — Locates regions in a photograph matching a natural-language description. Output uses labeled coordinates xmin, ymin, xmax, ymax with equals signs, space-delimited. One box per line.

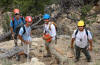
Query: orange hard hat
xmin=25 ymin=16 xmax=32 ymax=22
xmin=13 ymin=9 xmax=20 ymax=14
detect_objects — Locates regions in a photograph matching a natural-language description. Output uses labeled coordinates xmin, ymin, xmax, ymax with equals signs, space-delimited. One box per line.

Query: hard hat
xmin=25 ymin=16 xmax=32 ymax=22
xmin=13 ymin=9 xmax=20 ymax=14
xmin=43 ymin=14 xmax=50 ymax=19
xmin=77 ymin=20 xmax=85 ymax=26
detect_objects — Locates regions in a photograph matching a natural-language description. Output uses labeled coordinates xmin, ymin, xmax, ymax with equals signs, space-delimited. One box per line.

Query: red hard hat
xmin=13 ymin=9 xmax=20 ymax=14
xmin=25 ymin=16 xmax=32 ymax=22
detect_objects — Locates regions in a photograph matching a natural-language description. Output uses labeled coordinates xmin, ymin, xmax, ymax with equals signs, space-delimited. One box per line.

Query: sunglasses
xmin=78 ymin=26 xmax=84 ymax=27
xmin=15 ymin=13 xmax=20 ymax=15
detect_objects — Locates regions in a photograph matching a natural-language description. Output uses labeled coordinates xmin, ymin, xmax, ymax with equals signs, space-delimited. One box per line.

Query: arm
xmin=88 ymin=39 xmax=92 ymax=51
xmin=71 ymin=30 xmax=76 ymax=48
xmin=10 ymin=20 xmax=14 ymax=38
xmin=71 ymin=38 xmax=75 ymax=48
xmin=88 ymin=30 xmax=93 ymax=51
xmin=18 ymin=35 xmax=25 ymax=43
xmin=10 ymin=27 xmax=14 ymax=34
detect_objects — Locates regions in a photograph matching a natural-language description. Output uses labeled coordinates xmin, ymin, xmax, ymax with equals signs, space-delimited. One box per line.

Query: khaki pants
xmin=22 ymin=42 xmax=31 ymax=55
xmin=45 ymin=40 xmax=66 ymax=65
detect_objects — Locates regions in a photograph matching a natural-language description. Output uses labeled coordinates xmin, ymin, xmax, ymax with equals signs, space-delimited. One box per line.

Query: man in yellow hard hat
xmin=70 ymin=20 xmax=93 ymax=62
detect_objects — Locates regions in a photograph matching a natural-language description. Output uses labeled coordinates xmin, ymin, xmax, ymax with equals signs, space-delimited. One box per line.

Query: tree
xmin=0 ymin=0 xmax=52 ymax=16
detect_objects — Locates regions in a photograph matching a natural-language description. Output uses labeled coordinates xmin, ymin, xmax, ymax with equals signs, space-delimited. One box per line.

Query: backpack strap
xmin=75 ymin=29 xmax=78 ymax=38
xmin=75 ymin=28 xmax=88 ymax=38
xmin=49 ymin=22 xmax=57 ymax=30
xmin=85 ymin=28 xmax=88 ymax=36
xmin=49 ymin=22 xmax=52 ymax=30
xmin=22 ymin=25 xmax=26 ymax=35
xmin=20 ymin=16 xmax=24 ymax=22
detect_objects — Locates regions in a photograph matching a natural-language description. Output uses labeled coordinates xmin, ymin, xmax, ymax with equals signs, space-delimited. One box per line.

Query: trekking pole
xmin=27 ymin=44 xmax=30 ymax=63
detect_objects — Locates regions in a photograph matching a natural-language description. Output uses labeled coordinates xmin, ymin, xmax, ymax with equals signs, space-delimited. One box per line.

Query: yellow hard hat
xmin=77 ymin=20 xmax=85 ymax=26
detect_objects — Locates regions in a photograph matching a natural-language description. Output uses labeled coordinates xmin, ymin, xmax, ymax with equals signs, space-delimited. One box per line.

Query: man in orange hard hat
xmin=10 ymin=9 xmax=25 ymax=47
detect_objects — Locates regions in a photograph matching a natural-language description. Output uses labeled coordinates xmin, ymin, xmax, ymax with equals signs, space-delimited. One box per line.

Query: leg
xmin=81 ymin=47 xmax=91 ymax=62
xmin=14 ymin=34 xmax=18 ymax=46
xmin=49 ymin=40 xmax=65 ymax=65
xmin=44 ymin=42 xmax=51 ymax=57
xmin=75 ymin=45 xmax=81 ymax=61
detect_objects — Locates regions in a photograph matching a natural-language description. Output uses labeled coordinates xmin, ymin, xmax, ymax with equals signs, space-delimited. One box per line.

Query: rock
xmin=18 ymin=57 xmax=45 ymax=65
xmin=67 ymin=51 xmax=74 ymax=58
xmin=96 ymin=14 xmax=100 ymax=23
xmin=31 ymin=57 xmax=39 ymax=62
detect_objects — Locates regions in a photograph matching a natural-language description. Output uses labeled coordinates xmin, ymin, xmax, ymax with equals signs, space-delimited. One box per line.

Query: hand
xmin=12 ymin=33 xmax=15 ymax=39
xmin=42 ymin=35 xmax=45 ymax=40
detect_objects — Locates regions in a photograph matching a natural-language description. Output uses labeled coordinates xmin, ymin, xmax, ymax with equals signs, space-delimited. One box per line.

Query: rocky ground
xmin=0 ymin=34 xmax=100 ymax=65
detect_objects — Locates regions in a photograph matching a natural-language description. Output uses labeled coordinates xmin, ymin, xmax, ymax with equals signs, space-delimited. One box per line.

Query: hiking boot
xmin=16 ymin=54 xmax=20 ymax=61
xmin=74 ymin=59 xmax=79 ymax=62
xmin=87 ymin=59 xmax=91 ymax=62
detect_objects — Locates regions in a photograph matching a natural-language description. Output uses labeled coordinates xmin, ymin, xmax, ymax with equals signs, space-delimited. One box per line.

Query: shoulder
xmin=50 ymin=22 xmax=55 ymax=27
xmin=29 ymin=26 xmax=31 ymax=30
xmin=74 ymin=29 xmax=77 ymax=32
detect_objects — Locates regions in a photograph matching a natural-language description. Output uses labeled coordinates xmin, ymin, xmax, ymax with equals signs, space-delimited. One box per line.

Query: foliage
xmin=0 ymin=0 xmax=52 ymax=16
xmin=2 ymin=13 xmax=10 ymax=32
xmin=0 ymin=0 xmax=54 ymax=32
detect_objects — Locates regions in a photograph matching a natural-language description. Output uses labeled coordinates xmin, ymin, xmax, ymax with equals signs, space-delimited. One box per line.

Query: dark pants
xmin=14 ymin=33 xmax=18 ymax=46
xmin=75 ymin=45 xmax=91 ymax=61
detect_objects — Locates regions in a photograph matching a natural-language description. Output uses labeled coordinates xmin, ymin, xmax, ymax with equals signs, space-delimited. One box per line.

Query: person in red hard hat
xmin=16 ymin=16 xmax=32 ymax=61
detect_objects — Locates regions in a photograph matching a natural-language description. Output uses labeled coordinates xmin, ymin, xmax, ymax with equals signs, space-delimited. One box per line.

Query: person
xmin=10 ymin=9 xmax=25 ymax=46
xmin=70 ymin=20 xmax=93 ymax=62
xmin=43 ymin=14 xmax=65 ymax=65
xmin=17 ymin=16 xmax=32 ymax=61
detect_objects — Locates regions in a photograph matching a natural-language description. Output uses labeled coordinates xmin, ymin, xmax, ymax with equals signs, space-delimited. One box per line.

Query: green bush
xmin=0 ymin=0 xmax=54 ymax=32
xmin=0 ymin=0 xmax=52 ymax=16
xmin=2 ymin=13 xmax=10 ymax=32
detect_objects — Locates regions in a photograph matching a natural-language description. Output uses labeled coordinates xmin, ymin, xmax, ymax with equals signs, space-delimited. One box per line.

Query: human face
xmin=78 ymin=26 xmax=84 ymax=31
xmin=26 ymin=21 xmax=32 ymax=27
xmin=15 ymin=14 xmax=20 ymax=20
